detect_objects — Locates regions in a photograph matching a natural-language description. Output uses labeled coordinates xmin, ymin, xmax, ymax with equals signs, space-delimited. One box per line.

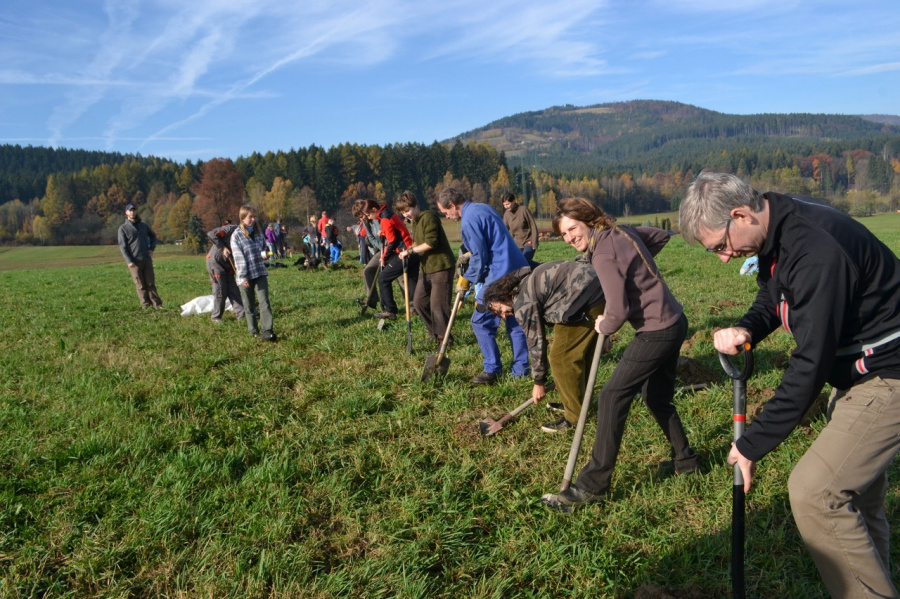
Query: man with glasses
xmin=680 ymin=171 xmax=900 ymax=599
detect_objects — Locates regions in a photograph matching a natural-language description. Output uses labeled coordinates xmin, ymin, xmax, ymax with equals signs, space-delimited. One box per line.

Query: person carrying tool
xmin=360 ymin=198 xmax=419 ymax=321
xmin=206 ymin=221 xmax=245 ymax=322
xmin=436 ymin=187 xmax=530 ymax=385
xmin=483 ymin=261 xmax=605 ymax=433
xmin=546 ymin=197 xmax=698 ymax=509
xmin=396 ymin=191 xmax=455 ymax=346
xmin=680 ymin=172 xmax=900 ymax=599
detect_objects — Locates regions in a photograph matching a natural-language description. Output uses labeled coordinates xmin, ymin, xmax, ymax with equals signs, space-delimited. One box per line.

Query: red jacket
xmin=377 ymin=205 xmax=413 ymax=259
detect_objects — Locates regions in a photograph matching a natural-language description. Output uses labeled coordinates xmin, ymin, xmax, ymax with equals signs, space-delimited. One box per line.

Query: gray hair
xmin=436 ymin=187 xmax=466 ymax=208
xmin=679 ymin=172 xmax=764 ymax=245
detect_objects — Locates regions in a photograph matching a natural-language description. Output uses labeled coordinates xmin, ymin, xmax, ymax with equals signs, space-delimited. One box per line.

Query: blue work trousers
xmin=471 ymin=307 xmax=530 ymax=377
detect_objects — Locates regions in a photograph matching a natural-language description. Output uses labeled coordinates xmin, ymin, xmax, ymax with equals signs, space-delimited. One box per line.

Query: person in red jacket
xmin=359 ymin=198 xmax=419 ymax=321
xmin=317 ymin=211 xmax=330 ymax=262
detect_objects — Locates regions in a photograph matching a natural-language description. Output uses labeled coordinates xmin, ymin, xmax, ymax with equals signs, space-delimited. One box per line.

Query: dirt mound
xmin=676 ymin=356 xmax=720 ymax=386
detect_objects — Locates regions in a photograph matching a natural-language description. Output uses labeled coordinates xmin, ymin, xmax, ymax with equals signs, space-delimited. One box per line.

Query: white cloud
xmin=843 ymin=62 xmax=900 ymax=76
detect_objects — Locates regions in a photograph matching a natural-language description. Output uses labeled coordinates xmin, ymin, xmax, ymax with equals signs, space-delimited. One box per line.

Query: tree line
xmin=0 ymin=135 xmax=897 ymax=248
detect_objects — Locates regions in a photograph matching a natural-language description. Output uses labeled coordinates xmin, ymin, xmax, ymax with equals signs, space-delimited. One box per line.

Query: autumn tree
xmin=31 ymin=215 xmax=50 ymax=244
xmin=293 ymin=186 xmax=320 ymax=225
xmin=191 ymin=158 xmax=245 ymax=231
xmin=167 ymin=193 xmax=193 ymax=241
xmin=42 ymin=173 xmax=75 ymax=235
xmin=489 ymin=164 xmax=512 ymax=209
xmin=262 ymin=177 xmax=296 ymax=222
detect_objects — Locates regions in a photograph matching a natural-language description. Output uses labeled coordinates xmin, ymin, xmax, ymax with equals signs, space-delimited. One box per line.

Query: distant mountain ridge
xmin=447 ymin=100 xmax=900 ymax=176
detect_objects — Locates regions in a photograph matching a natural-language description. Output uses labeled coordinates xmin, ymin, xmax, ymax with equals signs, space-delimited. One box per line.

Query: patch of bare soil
xmin=677 ymin=356 xmax=720 ymax=386
xmin=452 ymin=421 xmax=483 ymax=444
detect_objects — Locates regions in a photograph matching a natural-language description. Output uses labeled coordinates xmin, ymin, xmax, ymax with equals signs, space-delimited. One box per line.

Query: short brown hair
xmin=393 ymin=191 xmax=418 ymax=212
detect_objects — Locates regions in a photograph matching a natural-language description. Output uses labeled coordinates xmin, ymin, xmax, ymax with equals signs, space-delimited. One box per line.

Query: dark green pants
xmin=549 ymin=304 xmax=605 ymax=425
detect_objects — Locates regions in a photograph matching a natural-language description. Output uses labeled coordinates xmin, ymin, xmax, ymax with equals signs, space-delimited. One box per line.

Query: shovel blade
xmin=420 ymin=353 xmax=450 ymax=382
xmin=479 ymin=418 xmax=502 ymax=437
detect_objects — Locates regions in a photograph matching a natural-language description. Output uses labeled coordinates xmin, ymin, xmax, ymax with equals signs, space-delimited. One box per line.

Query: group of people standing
xmin=117 ymin=171 xmax=900 ymax=597
xmin=299 ymin=211 xmax=341 ymax=266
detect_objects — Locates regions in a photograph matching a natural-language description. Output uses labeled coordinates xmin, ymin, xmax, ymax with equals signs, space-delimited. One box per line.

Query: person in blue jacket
xmin=436 ymin=187 xmax=529 ymax=385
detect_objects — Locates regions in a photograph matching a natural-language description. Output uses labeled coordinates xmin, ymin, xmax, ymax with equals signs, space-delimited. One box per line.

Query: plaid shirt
xmin=231 ymin=226 xmax=268 ymax=285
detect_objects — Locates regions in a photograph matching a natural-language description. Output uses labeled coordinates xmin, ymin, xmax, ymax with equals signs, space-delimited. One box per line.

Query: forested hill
xmin=2 ymin=99 xmax=898 ymax=246
xmin=450 ymin=100 xmax=900 ymax=177
xmin=0 ymin=145 xmax=174 ymax=205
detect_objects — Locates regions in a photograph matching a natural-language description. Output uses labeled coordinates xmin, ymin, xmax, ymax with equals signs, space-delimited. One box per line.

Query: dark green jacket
xmin=413 ymin=210 xmax=454 ymax=274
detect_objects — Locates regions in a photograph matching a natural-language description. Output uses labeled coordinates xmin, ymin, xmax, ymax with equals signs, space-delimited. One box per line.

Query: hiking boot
xmin=373 ymin=311 xmax=397 ymax=321
xmin=541 ymin=416 xmax=573 ymax=433
xmin=546 ymin=402 xmax=564 ymax=413
xmin=471 ymin=371 xmax=498 ymax=385
xmin=262 ymin=332 xmax=277 ymax=342
xmin=557 ymin=485 xmax=605 ymax=506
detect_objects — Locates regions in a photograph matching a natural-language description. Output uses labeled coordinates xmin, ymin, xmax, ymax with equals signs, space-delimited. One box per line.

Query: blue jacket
xmin=460 ymin=202 xmax=528 ymax=304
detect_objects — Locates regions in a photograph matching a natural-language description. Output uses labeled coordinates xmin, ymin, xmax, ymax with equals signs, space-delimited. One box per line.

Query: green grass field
xmin=1 ymin=213 xmax=899 ymax=598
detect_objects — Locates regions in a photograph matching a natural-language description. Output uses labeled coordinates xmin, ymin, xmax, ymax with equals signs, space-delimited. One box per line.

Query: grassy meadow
xmin=2 ymin=212 xmax=900 ymax=598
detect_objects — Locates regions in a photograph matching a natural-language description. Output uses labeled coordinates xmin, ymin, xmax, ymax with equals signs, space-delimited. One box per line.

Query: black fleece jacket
xmin=735 ymin=192 xmax=900 ymax=461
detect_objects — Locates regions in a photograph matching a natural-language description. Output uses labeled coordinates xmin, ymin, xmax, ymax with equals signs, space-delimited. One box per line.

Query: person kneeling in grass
xmin=483 ymin=260 xmax=605 ymax=433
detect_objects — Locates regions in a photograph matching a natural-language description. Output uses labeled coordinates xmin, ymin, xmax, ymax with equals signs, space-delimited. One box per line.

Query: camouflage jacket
xmin=511 ymin=261 xmax=605 ymax=384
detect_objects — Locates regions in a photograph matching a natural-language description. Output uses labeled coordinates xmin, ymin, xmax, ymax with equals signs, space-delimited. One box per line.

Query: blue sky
xmin=1 ymin=0 xmax=898 ymax=162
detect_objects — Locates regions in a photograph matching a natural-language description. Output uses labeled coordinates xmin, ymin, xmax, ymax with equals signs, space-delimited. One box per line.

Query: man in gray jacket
xmin=501 ymin=192 xmax=539 ymax=262
xmin=118 ymin=203 xmax=163 ymax=309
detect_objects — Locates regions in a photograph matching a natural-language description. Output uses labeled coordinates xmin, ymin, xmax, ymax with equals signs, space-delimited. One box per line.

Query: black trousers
xmin=576 ymin=313 xmax=696 ymax=495
xmin=378 ymin=253 xmax=419 ymax=315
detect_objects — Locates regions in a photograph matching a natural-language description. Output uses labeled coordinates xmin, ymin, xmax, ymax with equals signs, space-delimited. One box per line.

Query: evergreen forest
xmin=1 ymin=100 xmax=898 ymax=247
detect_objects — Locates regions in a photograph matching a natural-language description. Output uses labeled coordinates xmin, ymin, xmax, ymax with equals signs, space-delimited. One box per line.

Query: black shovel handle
xmin=718 ymin=342 xmax=753 ymax=599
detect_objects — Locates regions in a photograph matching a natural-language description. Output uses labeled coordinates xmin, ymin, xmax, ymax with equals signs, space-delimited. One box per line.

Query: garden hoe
xmin=718 ymin=342 xmax=754 ymax=599
xmin=420 ymin=289 xmax=465 ymax=382
xmin=403 ymin=257 xmax=413 ymax=354
xmin=541 ymin=334 xmax=606 ymax=513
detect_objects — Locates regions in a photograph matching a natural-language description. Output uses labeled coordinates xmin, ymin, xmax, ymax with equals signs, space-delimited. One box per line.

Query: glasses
xmin=706 ymin=219 xmax=732 ymax=254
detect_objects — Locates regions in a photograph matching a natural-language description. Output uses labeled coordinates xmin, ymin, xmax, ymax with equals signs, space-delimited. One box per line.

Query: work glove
xmin=455 ymin=275 xmax=471 ymax=295
xmin=456 ymin=252 xmax=471 ymax=273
